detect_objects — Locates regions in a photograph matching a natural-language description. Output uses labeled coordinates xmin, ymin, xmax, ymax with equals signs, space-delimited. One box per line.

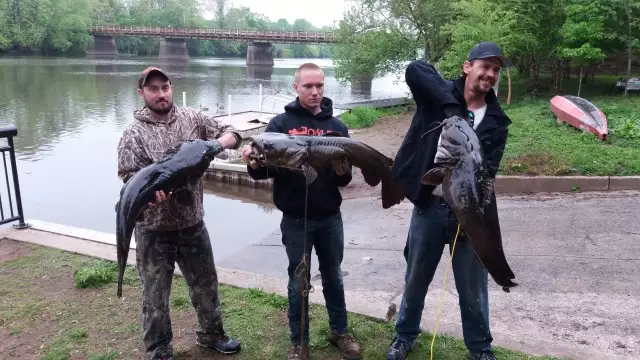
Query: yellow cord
xmin=429 ymin=222 xmax=461 ymax=360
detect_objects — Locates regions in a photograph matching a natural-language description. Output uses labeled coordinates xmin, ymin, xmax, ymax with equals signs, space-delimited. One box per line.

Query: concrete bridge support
xmin=86 ymin=35 xmax=119 ymax=56
xmin=350 ymin=75 xmax=374 ymax=96
xmin=246 ymin=42 xmax=274 ymax=66
xmin=159 ymin=38 xmax=189 ymax=60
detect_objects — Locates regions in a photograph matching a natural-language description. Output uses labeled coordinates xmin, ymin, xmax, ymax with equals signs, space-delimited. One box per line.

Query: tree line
xmin=0 ymin=0 xmax=336 ymax=58
xmin=333 ymin=0 xmax=640 ymax=96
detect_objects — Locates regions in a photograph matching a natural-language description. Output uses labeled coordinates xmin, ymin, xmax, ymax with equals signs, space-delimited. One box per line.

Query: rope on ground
xmin=430 ymin=222 xmax=461 ymax=360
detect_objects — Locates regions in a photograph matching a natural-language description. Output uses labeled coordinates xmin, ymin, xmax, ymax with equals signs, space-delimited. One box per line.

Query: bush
xmin=73 ymin=261 xmax=117 ymax=289
xmin=340 ymin=106 xmax=382 ymax=128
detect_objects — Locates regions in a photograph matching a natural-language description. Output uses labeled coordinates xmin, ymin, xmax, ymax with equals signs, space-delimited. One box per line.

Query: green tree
xmin=607 ymin=0 xmax=640 ymax=96
xmin=557 ymin=0 xmax=607 ymax=96
xmin=436 ymin=0 xmax=535 ymax=80
xmin=332 ymin=0 xmax=419 ymax=85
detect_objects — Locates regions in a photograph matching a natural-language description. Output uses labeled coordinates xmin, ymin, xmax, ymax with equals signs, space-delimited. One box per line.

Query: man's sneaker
xmin=329 ymin=331 xmax=361 ymax=360
xmin=386 ymin=337 xmax=412 ymax=360
xmin=468 ymin=350 xmax=497 ymax=360
xmin=196 ymin=334 xmax=241 ymax=354
xmin=288 ymin=344 xmax=309 ymax=360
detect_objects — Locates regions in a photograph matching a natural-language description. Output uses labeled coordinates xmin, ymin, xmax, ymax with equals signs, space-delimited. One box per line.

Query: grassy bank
xmin=0 ymin=239 xmax=563 ymax=360
xmin=499 ymin=95 xmax=639 ymax=176
xmin=360 ymin=74 xmax=639 ymax=176
xmin=340 ymin=104 xmax=411 ymax=129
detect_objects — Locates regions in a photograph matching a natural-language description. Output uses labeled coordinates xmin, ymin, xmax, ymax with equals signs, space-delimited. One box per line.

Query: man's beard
xmin=147 ymin=99 xmax=173 ymax=114
xmin=473 ymin=76 xmax=496 ymax=94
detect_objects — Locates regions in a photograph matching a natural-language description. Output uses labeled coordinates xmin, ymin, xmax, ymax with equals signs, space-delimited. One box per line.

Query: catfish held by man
xmin=421 ymin=114 xmax=517 ymax=292
xmin=247 ymin=131 xmax=406 ymax=209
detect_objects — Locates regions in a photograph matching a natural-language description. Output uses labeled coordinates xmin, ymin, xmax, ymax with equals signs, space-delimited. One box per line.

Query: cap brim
xmin=475 ymin=54 xmax=512 ymax=67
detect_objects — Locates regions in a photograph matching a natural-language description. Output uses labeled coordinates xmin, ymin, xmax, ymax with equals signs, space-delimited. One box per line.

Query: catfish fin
xmin=302 ymin=164 xmax=318 ymax=185
xmin=286 ymin=149 xmax=308 ymax=168
xmin=320 ymin=131 xmax=344 ymax=137
xmin=421 ymin=166 xmax=450 ymax=185
xmin=361 ymin=168 xmax=381 ymax=187
xmin=479 ymin=178 xmax=495 ymax=209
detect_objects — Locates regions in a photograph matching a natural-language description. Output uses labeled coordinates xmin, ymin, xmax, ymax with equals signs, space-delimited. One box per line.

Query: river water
xmin=0 ymin=55 xmax=409 ymax=254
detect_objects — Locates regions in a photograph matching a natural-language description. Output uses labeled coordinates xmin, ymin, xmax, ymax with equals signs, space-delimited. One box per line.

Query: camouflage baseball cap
xmin=137 ymin=66 xmax=171 ymax=89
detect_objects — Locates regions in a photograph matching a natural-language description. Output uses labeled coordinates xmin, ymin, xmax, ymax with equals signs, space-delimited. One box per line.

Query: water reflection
xmin=246 ymin=65 xmax=274 ymax=80
xmin=0 ymin=55 xmax=409 ymax=234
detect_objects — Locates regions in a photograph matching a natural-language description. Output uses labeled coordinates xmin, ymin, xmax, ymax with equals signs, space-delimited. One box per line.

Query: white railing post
xmin=183 ymin=92 xmax=186 ymax=107
xmin=228 ymin=95 xmax=232 ymax=125
xmin=258 ymin=84 xmax=262 ymax=113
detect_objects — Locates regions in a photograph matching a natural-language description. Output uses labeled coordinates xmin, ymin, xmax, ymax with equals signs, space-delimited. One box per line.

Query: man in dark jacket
xmin=241 ymin=63 xmax=362 ymax=360
xmin=386 ymin=42 xmax=513 ymax=360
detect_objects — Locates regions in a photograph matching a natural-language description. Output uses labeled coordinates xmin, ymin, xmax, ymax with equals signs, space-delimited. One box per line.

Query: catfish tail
xmin=380 ymin=166 xmax=405 ymax=209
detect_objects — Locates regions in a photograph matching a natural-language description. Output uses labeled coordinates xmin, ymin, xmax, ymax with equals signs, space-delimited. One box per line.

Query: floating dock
xmin=210 ymin=110 xmax=277 ymax=139
xmin=334 ymin=96 xmax=410 ymax=110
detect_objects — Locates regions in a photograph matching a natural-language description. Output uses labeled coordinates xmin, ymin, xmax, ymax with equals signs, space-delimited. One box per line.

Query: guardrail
xmin=0 ymin=125 xmax=29 ymax=229
xmin=260 ymin=93 xmax=295 ymax=116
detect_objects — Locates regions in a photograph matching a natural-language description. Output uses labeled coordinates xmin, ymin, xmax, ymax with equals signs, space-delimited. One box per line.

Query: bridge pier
xmin=159 ymin=38 xmax=189 ymax=60
xmin=86 ymin=35 xmax=118 ymax=56
xmin=246 ymin=42 xmax=274 ymax=66
xmin=350 ymin=75 xmax=374 ymax=96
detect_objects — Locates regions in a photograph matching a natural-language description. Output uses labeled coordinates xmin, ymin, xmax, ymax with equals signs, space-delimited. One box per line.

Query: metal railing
xmin=0 ymin=125 xmax=29 ymax=229
xmin=87 ymin=25 xmax=337 ymax=43
xmin=260 ymin=93 xmax=296 ymax=116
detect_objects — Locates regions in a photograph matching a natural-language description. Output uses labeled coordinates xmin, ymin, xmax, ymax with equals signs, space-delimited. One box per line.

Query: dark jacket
xmin=391 ymin=60 xmax=512 ymax=209
xmin=247 ymin=96 xmax=353 ymax=219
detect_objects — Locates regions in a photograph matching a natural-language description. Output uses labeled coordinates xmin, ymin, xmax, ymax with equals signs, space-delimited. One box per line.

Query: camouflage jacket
xmin=117 ymin=104 xmax=242 ymax=232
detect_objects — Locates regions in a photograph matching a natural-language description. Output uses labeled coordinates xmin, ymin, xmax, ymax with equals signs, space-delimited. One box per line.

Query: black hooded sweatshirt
xmin=247 ymin=96 xmax=352 ymax=219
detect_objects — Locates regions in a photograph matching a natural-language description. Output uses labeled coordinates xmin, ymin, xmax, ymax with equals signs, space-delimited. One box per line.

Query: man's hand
xmin=148 ymin=190 xmax=172 ymax=207
xmin=218 ymin=132 xmax=239 ymax=149
xmin=242 ymin=144 xmax=261 ymax=170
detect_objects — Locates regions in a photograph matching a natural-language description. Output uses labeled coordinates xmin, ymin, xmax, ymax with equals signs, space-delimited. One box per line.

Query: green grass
xmin=341 ymin=104 xmax=411 ymax=129
xmin=0 ymin=240 xmax=566 ymax=360
xmin=366 ymin=74 xmax=639 ymax=176
xmin=493 ymin=73 xmax=640 ymax=176
xmin=497 ymin=96 xmax=639 ymax=176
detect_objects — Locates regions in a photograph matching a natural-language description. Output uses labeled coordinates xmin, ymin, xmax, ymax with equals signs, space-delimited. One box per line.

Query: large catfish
xmin=420 ymin=115 xmax=517 ymax=292
xmin=114 ymin=139 xmax=224 ymax=298
xmin=247 ymin=131 xmax=405 ymax=209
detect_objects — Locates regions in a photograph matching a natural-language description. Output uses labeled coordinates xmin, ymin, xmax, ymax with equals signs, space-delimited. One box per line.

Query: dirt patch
xmin=0 ymin=238 xmax=34 ymax=262
xmin=341 ymin=112 xmax=412 ymax=200
xmin=0 ymin=326 xmax=43 ymax=359
xmin=500 ymin=153 xmax=578 ymax=176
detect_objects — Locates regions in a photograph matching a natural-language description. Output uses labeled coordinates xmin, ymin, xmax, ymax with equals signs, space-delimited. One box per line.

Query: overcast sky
xmin=203 ymin=0 xmax=349 ymax=28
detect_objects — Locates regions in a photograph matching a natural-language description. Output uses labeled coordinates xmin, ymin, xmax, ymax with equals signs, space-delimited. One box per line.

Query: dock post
xmin=183 ymin=92 xmax=186 ymax=107
xmin=228 ymin=95 xmax=232 ymax=125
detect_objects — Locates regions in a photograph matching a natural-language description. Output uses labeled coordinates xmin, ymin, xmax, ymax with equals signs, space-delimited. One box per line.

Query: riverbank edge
xmin=205 ymin=163 xmax=640 ymax=193
xmin=0 ymin=220 xmax=619 ymax=360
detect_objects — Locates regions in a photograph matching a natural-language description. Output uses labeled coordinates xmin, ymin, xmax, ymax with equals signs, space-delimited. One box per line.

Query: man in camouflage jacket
xmin=117 ymin=67 xmax=243 ymax=360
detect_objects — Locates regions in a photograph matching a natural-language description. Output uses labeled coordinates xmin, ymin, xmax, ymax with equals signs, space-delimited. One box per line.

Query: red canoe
xmin=550 ymin=95 xmax=608 ymax=140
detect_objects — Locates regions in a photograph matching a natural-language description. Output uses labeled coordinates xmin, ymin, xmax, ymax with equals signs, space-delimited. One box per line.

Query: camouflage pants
xmin=135 ymin=220 xmax=225 ymax=358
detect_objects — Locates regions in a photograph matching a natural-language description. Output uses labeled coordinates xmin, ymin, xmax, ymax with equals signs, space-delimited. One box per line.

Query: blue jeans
xmin=280 ymin=211 xmax=348 ymax=345
xmin=395 ymin=196 xmax=493 ymax=352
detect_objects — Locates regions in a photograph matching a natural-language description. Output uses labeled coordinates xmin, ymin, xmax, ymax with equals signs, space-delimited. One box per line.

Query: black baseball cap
xmin=138 ymin=66 xmax=171 ymax=89
xmin=467 ymin=42 xmax=512 ymax=67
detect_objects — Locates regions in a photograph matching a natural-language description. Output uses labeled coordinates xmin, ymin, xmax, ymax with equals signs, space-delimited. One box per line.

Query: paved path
xmin=218 ymin=191 xmax=640 ymax=360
